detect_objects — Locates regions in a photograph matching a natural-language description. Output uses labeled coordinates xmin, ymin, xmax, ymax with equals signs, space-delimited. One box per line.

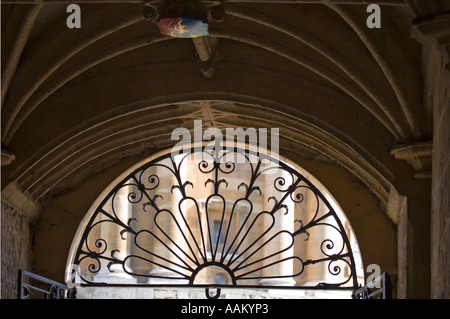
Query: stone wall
xmin=431 ymin=54 xmax=450 ymax=299
xmin=1 ymin=202 xmax=33 ymax=299
xmin=411 ymin=10 xmax=450 ymax=299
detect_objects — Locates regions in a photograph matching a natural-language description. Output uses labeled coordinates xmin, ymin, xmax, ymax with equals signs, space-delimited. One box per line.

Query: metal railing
xmin=352 ymin=272 xmax=391 ymax=299
xmin=17 ymin=269 xmax=76 ymax=299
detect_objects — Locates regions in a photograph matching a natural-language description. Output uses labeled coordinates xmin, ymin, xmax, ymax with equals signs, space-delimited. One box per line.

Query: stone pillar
xmin=412 ymin=13 xmax=450 ymax=299
xmin=1 ymin=182 xmax=40 ymax=298
xmin=259 ymin=169 xmax=295 ymax=286
xmin=147 ymin=162 xmax=187 ymax=283
xmin=293 ymin=186 xmax=327 ymax=286
xmin=391 ymin=142 xmax=432 ymax=298
xmin=95 ymin=185 xmax=135 ymax=284
xmin=388 ymin=187 xmax=409 ymax=298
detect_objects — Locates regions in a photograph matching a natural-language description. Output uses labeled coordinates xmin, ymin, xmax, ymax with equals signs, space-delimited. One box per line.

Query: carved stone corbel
xmin=390 ymin=141 xmax=433 ymax=179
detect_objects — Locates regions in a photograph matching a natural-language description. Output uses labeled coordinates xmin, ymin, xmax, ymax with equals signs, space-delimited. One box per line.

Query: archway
xmin=66 ymin=143 xmax=364 ymax=298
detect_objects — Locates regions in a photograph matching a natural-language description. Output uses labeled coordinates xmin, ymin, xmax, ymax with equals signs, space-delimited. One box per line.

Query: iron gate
xmin=17 ymin=269 xmax=76 ymax=299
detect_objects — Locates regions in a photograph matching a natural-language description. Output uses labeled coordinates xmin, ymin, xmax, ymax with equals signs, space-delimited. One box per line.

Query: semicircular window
xmin=67 ymin=145 xmax=364 ymax=298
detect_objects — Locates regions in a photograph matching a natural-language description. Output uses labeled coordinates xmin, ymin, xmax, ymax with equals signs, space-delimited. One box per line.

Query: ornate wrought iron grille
xmin=69 ymin=146 xmax=360 ymax=298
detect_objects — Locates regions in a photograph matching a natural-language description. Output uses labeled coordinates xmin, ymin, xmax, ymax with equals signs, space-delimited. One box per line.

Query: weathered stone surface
xmin=431 ymin=53 xmax=450 ymax=299
xmin=1 ymin=202 xmax=33 ymax=299
xmin=412 ymin=10 xmax=450 ymax=299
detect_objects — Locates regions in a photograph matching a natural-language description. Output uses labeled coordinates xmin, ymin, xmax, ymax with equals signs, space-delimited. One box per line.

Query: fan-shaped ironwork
xmin=70 ymin=146 xmax=359 ymax=298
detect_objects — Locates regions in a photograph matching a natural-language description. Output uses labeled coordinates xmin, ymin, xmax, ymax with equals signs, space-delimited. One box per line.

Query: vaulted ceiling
xmin=1 ymin=0 xmax=446 ymax=216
